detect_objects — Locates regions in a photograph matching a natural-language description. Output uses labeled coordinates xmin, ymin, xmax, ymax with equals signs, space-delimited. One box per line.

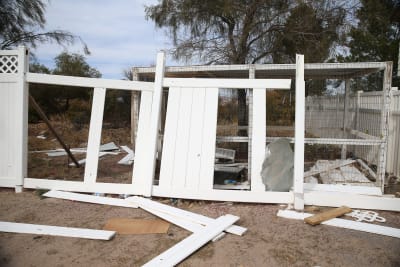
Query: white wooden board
xmin=142 ymin=214 xmax=239 ymax=266
xmin=126 ymin=196 xmax=247 ymax=236
xmin=83 ymin=87 xmax=106 ymax=184
xmin=277 ymin=209 xmax=400 ymax=239
xmin=0 ymin=221 xmax=115 ymax=240
xmin=43 ymin=190 xmax=138 ymax=208
xmin=159 ymin=87 xmax=219 ymax=193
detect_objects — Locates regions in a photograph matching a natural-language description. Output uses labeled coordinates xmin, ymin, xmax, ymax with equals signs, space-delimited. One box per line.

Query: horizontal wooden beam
xmin=163 ymin=78 xmax=291 ymax=89
xmin=26 ymin=73 xmax=154 ymax=91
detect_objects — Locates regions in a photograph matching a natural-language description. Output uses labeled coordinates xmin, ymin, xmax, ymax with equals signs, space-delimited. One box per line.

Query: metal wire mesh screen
xmin=303 ymin=70 xmax=386 ymax=189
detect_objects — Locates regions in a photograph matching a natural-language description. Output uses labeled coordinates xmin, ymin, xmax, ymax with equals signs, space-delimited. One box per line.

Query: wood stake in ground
xmin=304 ymin=206 xmax=352 ymax=226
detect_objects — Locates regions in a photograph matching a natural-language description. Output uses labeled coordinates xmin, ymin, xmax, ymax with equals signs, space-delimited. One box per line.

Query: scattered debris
xmin=103 ymin=218 xmax=169 ymax=234
xmin=261 ymin=138 xmax=293 ymax=191
xmin=277 ymin=210 xmax=400 ymax=239
xmin=215 ymin=147 xmax=235 ymax=163
xmin=118 ymin=145 xmax=135 ymax=165
xmin=304 ymin=159 xmax=355 ymax=178
xmin=0 ymin=221 xmax=115 ymax=240
xmin=46 ymin=142 xmax=119 ymax=157
xmin=304 ymin=206 xmax=352 ymax=226
xmin=305 ymin=159 xmax=375 ymax=187
xmin=214 ymin=164 xmax=245 ymax=185
xmin=356 ymin=159 xmax=377 ymax=181
xmin=346 ymin=210 xmax=386 ymax=223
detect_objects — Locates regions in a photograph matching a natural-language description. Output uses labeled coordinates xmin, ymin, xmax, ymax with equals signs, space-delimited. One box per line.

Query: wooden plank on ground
xmin=43 ymin=190 xmax=138 ymax=208
xmin=277 ymin=210 xmax=400 ymax=239
xmin=0 ymin=221 xmax=115 ymax=240
xmin=103 ymin=218 xmax=169 ymax=234
xmin=304 ymin=206 xmax=352 ymax=225
xmin=142 ymin=214 xmax=239 ymax=267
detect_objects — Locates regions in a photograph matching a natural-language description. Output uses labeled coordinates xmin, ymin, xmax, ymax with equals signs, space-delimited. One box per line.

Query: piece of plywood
xmin=304 ymin=206 xmax=352 ymax=225
xmin=43 ymin=190 xmax=138 ymax=208
xmin=103 ymin=218 xmax=169 ymax=234
xmin=0 ymin=221 xmax=115 ymax=240
xmin=277 ymin=209 xmax=400 ymax=239
xmin=142 ymin=215 xmax=239 ymax=267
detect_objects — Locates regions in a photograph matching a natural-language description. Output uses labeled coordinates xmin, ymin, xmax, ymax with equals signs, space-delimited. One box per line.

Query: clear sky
xmin=33 ymin=0 xmax=175 ymax=79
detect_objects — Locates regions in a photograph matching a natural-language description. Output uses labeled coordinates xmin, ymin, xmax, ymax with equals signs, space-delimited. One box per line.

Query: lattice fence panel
xmin=0 ymin=55 xmax=18 ymax=73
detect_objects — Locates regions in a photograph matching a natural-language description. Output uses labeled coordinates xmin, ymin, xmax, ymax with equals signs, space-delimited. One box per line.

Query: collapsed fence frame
xmin=1 ymin=47 xmax=399 ymax=212
xmin=132 ymin=60 xmax=393 ymax=193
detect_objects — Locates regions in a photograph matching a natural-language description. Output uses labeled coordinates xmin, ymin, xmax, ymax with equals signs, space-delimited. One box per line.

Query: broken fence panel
xmin=43 ymin=190 xmax=138 ymax=208
xmin=277 ymin=209 xmax=400 ymax=239
xmin=0 ymin=221 xmax=115 ymax=240
xmin=143 ymin=214 xmax=239 ymax=267
xmin=126 ymin=196 xmax=247 ymax=236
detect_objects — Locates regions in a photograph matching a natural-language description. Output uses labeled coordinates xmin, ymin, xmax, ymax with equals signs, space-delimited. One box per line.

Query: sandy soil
xmin=0 ymin=189 xmax=399 ymax=267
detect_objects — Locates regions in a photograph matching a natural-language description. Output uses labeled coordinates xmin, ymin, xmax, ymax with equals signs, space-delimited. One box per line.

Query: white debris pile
xmin=306 ymin=159 xmax=376 ymax=186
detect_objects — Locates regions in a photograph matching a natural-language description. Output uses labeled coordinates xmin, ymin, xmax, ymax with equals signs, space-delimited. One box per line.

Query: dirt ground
xmin=0 ymin=189 xmax=399 ymax=267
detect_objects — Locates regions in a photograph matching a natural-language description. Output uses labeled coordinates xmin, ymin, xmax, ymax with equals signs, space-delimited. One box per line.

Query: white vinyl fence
xmin=306 ymin=89 xmax=400 ymax=177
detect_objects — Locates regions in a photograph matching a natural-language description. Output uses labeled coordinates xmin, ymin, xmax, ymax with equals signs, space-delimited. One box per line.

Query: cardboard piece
xmin=103 ymin=218 xmax=170 ymax=234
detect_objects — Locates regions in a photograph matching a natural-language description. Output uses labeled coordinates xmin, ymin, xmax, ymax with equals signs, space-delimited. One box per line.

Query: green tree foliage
xmin=145 ymin=0 xmax=347 ymax=64
xmin=0 ymin=0 xmax=88 ymax=51
xmin=340 ymin=0 xmax=400 ymax=90
xmin=29 ymin=52 xmax=101 ymax=122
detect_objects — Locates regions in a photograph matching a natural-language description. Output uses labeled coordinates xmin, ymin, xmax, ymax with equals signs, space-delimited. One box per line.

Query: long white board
xmin=0 ymin=221 xmax=115 ymax=240
xmin=126 ymin=196 xmax=247 ymax=236
xmin=142 ymin=215 xmax=239 ymax=266
xmin=43 ymin=190 xmax=138 ymax=208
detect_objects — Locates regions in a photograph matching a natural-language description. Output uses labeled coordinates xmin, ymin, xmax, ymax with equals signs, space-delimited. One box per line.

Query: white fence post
xmin=140 ymin=51 xmax=165 ymax=197
xmin=378 ymin=62 xmax=393 ymax=191
xmin=15 ymin=46 xmax=29 ymax=192
xmin=294 ymin=54 xmax=305 ymax=210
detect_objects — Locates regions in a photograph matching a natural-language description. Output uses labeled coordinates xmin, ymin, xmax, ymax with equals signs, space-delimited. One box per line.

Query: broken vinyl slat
xmin=143 ymin=214 xmax=239 ymax=267
xmin=68 ymin=152 xmax=118 ymax=167
xmin=0 ymin=221 xmax=115 ymax=240
xmin=43 ymin=190 xmax=138 ymax=208
xmin=118 ymin=146 xmax=135 ymax=165
xmin=126 ymin=196 xmax=247 ymax=236
xmin=277 ymin=210 xmax=400 ymax=239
